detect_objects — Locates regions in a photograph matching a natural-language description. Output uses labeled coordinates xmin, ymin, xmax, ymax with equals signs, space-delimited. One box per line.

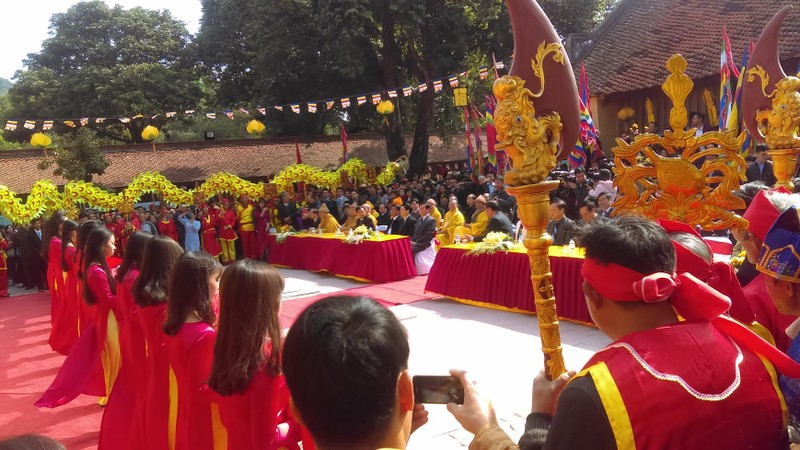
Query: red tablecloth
xmin=268 ymin=234 xmax=417 ymax=283
xmin=425 ymin=244 xmax=593 ymax=325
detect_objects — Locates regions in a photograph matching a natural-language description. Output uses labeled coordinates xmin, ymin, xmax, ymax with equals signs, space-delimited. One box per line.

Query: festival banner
xmin=224 ymin=111 xmax=234 ymax=120
xmin=42 ymin=120 xmax=53 ymax=131
xmin=325 ymin=101 xmax=334 ymax=110
xmin=433 ymin=80 xmax=443 ymax=92
xmin=239 ymin=108 xmax=249 ymax=115
xmin=4 ymin=120 xmax=16 ymax=131
xmin=479 ymin=67 xmax=489 ymax=80
xmin=388 ymin=90 xmax=398 ymax=98
xmin=418 ymin=83 xmax=428 ymax=93
xmin=291 ymin=104 xmax=301 ymax=114
xmin=119 ymin=117 xmax=131 ymax=123
xmin=340 ymin=98 xmax=351 ymax=108
xmin=184 ymin=110 xmax=195 ymax=115
xmin=63 ymin=121 xmax=76 ymax=128
xmin=449 ymin=76 xmax=459 ymax=87
xmin=307 ymin=103 xmax=318 ymax=113
xmin=372 ymin=94 xmax=381 ymax=105
xmin=402 ymin=86 xmax=412 ymax=97
xmin=357 ymin=96 xmax=367 ymax=105
xmin=206 ymin=113 xmax=216 ymax=119
xmin=166 ymin=111 xmax=177 ymax=118
xmin=274 ymin=106 xmax=284 ymax=112
xmin=257 ymin=107 xmax=266 ymax=115
xmin=23 ymin=120 xmax=36 ymax=130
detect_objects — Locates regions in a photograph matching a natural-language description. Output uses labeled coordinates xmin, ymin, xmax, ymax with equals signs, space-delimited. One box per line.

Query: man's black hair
xmin=485 ymin=200 xmax=500 ymax=212
xmin=689 ymin=111 xmax=705 ymax=122
xmin=579 ymin=215 xmax=675 ymax=275
xmin=551 ymin=199 xmax=567 ymax=210
xmin=755 ymin=143 xmax=768 ymax=153
xmin=283 ymin=296 xmax=409 ymax=449
xmin=598 ymin=168 xmax=612 ymax=181
xmin=581 ymin=201 xmax=597 ymax=212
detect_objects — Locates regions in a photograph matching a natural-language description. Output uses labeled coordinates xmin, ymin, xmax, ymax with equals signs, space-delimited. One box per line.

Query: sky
xmin=1 ymin=0 xmax=203 ymax=80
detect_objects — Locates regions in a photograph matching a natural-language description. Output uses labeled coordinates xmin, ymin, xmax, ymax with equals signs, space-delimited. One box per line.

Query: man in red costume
xmin=449 ymin=216 xmax=798 ymax=449
xmin=103 ymin=214 xmax=120 ymax=257
xmin=732 ymin=189 xmax=799 ymax=351
xmin=217 ymin=198 xmax=238 ymax=264
xmin=237 ymin=195 xmax=257 ymax=259
xmin=199 ymin=203 xmax=222 ymax=261
xmin=158 ymin=210 xmax=178 ymax=242
xmin=0 ymin=231 xmax=8 ymax=297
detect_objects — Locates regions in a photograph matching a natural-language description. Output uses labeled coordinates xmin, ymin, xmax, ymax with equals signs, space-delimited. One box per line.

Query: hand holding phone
xmin=413 ymin=375 xmax=465 ymax=405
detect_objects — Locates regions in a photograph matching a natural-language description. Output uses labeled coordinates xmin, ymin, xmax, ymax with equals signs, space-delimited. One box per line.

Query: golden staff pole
xmin=507 ymin=181 xmax=566 ymax=380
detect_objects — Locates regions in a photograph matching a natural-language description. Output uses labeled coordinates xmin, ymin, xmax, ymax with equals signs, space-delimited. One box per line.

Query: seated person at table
xmin=427 ymin=198 xmax=443 ymax=226
xmin=283 ymin=296 xmax=427 ymax=450
xmin=473 ymin=201 xmax=514 ymax=243
xmin=397 ymin=204 xmax=417 ymax=237
xmin=377 ymin=203 xmax=392 ymax=228
xmin=356 ymin=206 xmax=377 ymax=231
xmin=340 ymin=203 xmax=359 ymax=233
xmin=546 ymin=199 xmax=575 ymax=246
xmin=387 ymin=205 xmax=403 ymax=234
xmin=579 ymin=201 xmax=600 ymax=224
xmin=437 ymin=198 xmax=465 ymax=246
xmin=317 ymin=204 xmax=340 ymax=234
xmin=302 ymin=208 xmax=320 ymax=230
xmin=457 ymin=195 xmax=488 ymax=240
xmin=449 ymin=215 xmax=795 ymax=450
xmin=411 ymin=204 xmax=437 ymax=255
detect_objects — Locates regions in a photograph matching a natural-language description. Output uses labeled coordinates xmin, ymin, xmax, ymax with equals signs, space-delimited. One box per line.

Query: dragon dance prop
xmin=493 ymin=0 xmax=580 ymax=380
xmin=0 ymin=157 xmax=402 ymax=224
xmin=741 ymin=6 xmax=800 ymax=191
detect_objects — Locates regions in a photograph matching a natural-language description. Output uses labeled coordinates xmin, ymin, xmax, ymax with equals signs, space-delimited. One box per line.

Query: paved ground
xmin=279 ymin=269 xmax=610 ymax=448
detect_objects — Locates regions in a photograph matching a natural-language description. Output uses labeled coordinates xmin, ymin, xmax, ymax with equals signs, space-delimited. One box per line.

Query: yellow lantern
xmin=30 ymin=133 xmax=52 ymax=148
xmin=141 ymin=125 xmax=160 ymax=141
xmin=376 ymin=100 xmax=395 ymax=116
xmin=453 ymin=87 xmax=468 ymax=107
xmin=246 ymin=119 xmax=266 ymax=135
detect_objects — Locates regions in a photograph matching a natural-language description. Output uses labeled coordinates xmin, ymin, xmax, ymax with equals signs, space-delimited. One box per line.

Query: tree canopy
xmin=5 ymin=0 xmax=612 ymax=173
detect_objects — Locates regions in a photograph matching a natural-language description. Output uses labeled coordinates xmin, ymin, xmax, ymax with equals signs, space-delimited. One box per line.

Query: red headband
xmin=582 ymin=257 xmax=800 ymax=378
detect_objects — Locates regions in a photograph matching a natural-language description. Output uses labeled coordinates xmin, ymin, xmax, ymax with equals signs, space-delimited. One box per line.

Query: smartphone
xmin=412 ymin=375 xmax=465 ymax=405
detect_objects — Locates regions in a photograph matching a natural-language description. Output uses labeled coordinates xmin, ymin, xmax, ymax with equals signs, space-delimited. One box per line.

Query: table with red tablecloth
xmin=425 ymin=244 xmax=593 ymax=325
xmin=268 ymin=233 xmax=417 ymax=283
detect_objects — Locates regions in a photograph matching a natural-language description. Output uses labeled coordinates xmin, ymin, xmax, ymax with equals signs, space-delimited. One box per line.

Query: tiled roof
xmin=581 ymin=0 xmax=800 ymax=96
xmin=0 ymin=134 xmax=479 ymax=194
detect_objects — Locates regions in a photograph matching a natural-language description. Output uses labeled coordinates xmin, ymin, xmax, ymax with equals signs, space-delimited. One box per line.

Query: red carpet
xmin=0 ymin=292 xmax=101 ymax=449
xmin=279 ymin=275 xmax=438 ymax=328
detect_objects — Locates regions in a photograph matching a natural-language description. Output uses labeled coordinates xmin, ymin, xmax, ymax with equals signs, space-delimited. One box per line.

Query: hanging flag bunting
xmin=388 ymin=90 xmax=398 ymax=99
xmin=479 ymin=67 xmax=489 ymax=80
xmin=402 ymin=86 xmax=413 ymax=97
xmin=4 ymin=120 xmax=17 ymax=131
xmin=42 ymin=120 xmax=53 ymax=131
xmin=291 ymin=104 xmax=301 ymax=114
xmin=357 ymin=96 xmax=367 ymax=105
xmin=95 ymin=118 xmax=106 ymax=124
xmin=459 ymin=71 xmax=468 ymax=77
xmin=325 ymin=100 xmax=334 ymax=110
xmin=206 ymin=112 xmax=216 ymax=119
xmin=433 ymin=80 xmax=443 ymax=92
xmin=307 ymin=103 xmax=318 ymax=113
xmin=150 ymin=114 xmax=160 ymax=120
xmin=63 ymin=120 xmax=76 ymax=128
xmin=495 ymin=62 xmax=505 ymax=69
xmin=184 ymin=110 xmax=195 ymax=115
xmin=257 ymin=107 xmax=266 ymax=115
xmin=80 ymin=118 xmax=89 ymax=126
xmin=225 ymin=110 xmax=235 ymax=120
xmin=165 ymin=111 xmax=177 ymax=118
xmin=449 ymin=76 xmax=459 ymax=87
xmin=119 ymin=117 xmax=131 ymax=123
xmin=23 ymin=120 xmax=36 ymax=130
xmin=341 ymin=98 xmax=351 ymax=108
xmin=239 ymin=108 xmax=249 ymax=115
xmin=274 ymin=106 xmax=284 ymax=112
xmin=418 ymin=83 xmax=428 ymax=93
xmin=372 ymin=94 xmax=381 ymax=105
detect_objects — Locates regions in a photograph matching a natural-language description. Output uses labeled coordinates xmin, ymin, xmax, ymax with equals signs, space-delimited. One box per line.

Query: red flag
xmin=295 ymin=141 xmax=302 ymax=164
xmin=340 ymin=124 xmax=349 ymax=162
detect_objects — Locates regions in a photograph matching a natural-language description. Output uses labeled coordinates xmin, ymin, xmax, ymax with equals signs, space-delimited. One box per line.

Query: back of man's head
xmin=283 ymin=296 xmax=410 ymax=449
xmin=580 ymin=215 xmax=675 ymax=275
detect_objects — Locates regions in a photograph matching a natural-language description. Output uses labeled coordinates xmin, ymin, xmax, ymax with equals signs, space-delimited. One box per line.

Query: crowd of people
xmin=4 ymin=138 xmax=799 ymax=449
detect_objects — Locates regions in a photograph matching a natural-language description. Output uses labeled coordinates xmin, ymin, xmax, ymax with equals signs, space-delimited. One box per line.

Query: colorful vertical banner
xmin=340 ymin=124 xmax=349 ymax=163
xmin=485 ymin=96 xmax=497 ymax=173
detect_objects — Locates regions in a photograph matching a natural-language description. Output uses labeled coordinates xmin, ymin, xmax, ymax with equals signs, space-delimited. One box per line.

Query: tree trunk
xmin=408 ymin=90 xmax=434 ymax=177
xmin=385 ymin=111 xmax=406 ymax=161
xmin=375 ymin=0 xmax=406 ymax=161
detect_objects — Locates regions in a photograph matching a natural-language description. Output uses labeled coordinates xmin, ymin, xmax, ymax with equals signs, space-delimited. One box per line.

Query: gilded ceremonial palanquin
xmin=493 ymin=0 xmax=580 ymax=380
xmin=611 ymin=54 xmax=748 ymax=231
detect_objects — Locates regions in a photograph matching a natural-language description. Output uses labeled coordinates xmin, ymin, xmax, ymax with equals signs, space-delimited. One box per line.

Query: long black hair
xmin=133 ymin=235 xmax=183 ymax=308
xmin=114 ymin=232 xmax=152 ymax=283
xmin=82 ymin=227 xmax=116 ymax=306
xmin=76 ymin=220 xmax=102 ymax=281
xmin=60 ymin=220 xmax=78 ymax=272
xmin=41 ymin=211 xmax=66 ymax=261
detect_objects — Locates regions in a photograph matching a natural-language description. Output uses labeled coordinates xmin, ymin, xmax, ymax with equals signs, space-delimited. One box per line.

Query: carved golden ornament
xmin=612 ymin=54 xmax=748 ymax=231
xmin=748 ymin=66 xmax=800 ymax=149
xmin=492 ymin=43 xmax=565 ymax=186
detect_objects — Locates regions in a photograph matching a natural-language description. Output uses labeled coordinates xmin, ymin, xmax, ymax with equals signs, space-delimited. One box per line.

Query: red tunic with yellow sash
xmin=200 ymin=214 xmax=222 ymax=257
xmin=578 ymin=321 xmax=787 ymax=449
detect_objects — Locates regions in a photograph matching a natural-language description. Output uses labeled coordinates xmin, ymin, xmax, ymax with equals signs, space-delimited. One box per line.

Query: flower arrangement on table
xmin=275 ymin=228 xmax=297 ymax=244
xmin=344 ymin=225 xmax=376 ymax=245
xmin=466 ymin=232 xmax=516 ymax=255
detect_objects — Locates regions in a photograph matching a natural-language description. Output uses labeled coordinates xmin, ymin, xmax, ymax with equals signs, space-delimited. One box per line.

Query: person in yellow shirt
xmin=437 ymin=198 xmax=465 ymax=246
xmin=237 ymin=195 xmax=257 ymax=259
xmin=426 ymin=198 xmax=442 ymax=227
xmin=340 ymin=203 xmax=359 ymax=233
xmin=468 ymin=195 xmax=489 ymax=238
xmin=317 ymin=204 xmax=340 ymax=233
